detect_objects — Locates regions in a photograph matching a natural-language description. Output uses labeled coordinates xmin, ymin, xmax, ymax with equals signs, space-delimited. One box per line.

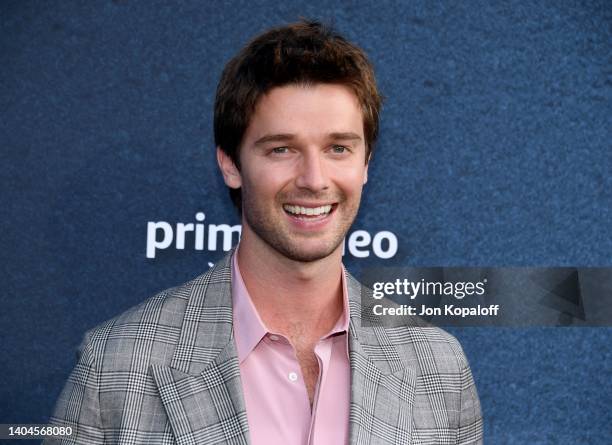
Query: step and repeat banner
xmin=2 ymin=1 xmax=611 ymax=443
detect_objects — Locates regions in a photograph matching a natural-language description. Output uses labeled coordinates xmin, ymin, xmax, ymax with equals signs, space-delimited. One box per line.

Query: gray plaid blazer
xmin=47 ymin=252 xmax=483 ymax=445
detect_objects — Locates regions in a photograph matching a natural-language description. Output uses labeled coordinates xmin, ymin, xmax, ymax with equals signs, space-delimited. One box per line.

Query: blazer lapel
xmin=151 ymin=252 xmax=250 ymax=445
xmin=347 ymin=273 xmax=421 ymax=445
xmin=150 ymin=256 xmax=420 ymax=445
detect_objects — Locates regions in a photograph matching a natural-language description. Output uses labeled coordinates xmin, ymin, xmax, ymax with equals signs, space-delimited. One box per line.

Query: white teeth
xmin=283 ymin=204 xmax=332 ymax=216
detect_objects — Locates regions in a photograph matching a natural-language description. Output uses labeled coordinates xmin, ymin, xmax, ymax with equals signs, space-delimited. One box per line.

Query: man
xmin=47 ymin=20 xmax=483 ymax=444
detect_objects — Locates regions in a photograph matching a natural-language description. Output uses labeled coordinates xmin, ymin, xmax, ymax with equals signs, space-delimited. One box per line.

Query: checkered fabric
xmin=46 ymin=251 xmax=483 ymax=444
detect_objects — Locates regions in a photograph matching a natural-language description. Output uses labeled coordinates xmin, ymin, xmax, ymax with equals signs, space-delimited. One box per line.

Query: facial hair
xmin=241 ymin=185 xmax=362 ymax=263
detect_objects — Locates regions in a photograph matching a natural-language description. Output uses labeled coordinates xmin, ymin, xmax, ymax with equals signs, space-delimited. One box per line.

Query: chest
xmin=295 ymin=346 xmax=320 ymax=403
xmin=237 ymin=335 xmax=351 ymax=445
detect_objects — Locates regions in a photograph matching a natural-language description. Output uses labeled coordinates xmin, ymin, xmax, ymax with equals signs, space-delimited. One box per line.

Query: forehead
xmin=244 ymin=83 xmax=365 ymax=142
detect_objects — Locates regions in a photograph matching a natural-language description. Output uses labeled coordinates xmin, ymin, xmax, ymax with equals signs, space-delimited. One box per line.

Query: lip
xmin=283 ymin=203 xmax=337 ymax=230
xmin=283 ymin=201 xmax=336 ymax=207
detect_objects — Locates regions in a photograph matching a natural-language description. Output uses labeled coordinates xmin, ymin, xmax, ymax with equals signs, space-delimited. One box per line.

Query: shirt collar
xmin=231 ymin=248 xmax=350 ymax=364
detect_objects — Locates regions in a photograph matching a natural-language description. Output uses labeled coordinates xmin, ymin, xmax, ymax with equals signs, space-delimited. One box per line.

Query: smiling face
xmin=217 ymin=83 xmax=369 ymax=263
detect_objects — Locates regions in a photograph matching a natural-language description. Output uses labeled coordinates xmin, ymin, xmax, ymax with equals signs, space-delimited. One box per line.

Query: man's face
xmin=218 ymin=83 xmax=369 ymax=262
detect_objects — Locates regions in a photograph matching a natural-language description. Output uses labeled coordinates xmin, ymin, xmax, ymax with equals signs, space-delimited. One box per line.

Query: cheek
xmin=242 ymin=165 xmax=291 ymax=199
xmin=335 ymin=167 xmax=368 ymax=194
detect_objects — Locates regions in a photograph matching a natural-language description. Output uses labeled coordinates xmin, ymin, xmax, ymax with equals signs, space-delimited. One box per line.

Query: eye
xmin=271 ymin=147 xmax=289 ymax=154
xmin=331 ymin=145 xmax=349 ymax=154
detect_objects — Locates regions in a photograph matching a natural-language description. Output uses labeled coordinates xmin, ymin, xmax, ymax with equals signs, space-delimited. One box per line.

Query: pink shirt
xmin=231 ymin=253 xmax=350 ymax=445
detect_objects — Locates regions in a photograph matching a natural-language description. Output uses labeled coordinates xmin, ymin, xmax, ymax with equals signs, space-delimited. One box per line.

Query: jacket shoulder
xmin=82 ymin=269 xmax=212 ymax=368
xmin=384 ymin=324 xmax=471 ymax=372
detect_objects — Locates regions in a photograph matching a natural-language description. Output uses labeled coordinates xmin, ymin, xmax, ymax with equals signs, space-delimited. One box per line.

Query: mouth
xmin=282 ymin=203 xmax=337 ymax=221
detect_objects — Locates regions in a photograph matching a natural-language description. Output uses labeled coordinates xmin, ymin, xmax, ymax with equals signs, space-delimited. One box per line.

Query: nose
xmin=295 ymin=150 xmax=329 ymax=192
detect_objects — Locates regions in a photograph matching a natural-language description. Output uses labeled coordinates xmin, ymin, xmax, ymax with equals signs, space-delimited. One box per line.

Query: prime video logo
xmin=146 ymin=212 xmax=398 ymax=260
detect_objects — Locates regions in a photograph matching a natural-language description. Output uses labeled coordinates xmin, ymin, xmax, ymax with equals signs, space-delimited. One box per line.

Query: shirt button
xmin=288 ymin=372 xmax=298 ymax=382
xmin=269 ymin=335 xmax=279 ymax=341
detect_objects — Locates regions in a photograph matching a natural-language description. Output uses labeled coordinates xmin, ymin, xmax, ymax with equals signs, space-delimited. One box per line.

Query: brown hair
xmin=214 ymin=19 xmax=383 ymax=209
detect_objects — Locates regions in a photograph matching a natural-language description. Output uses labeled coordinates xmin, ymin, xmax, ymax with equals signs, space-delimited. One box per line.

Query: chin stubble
xmin=242 ymin=188 xmax=360 ymax=263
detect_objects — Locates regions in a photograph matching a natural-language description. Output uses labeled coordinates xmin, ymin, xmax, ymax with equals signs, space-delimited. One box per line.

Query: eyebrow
xmin=253 ymin=132 xmax=363 ymax=145
xmin=328 ymin=132 xmax=363 ymax=142
xmin=254 ymin=133 xmax=296 ymax=145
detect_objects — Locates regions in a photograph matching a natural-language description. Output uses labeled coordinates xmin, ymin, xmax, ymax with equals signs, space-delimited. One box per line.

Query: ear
xmin=217 ymin=147 xmax=242 ymax=189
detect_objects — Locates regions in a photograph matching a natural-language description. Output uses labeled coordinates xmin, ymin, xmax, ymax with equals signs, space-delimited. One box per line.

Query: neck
xmin=236 ymin=228 xmax=344 ymax=339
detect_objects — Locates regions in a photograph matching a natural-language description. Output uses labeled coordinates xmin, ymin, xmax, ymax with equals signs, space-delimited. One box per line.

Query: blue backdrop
xmin=2 ymin=1 xmax=611 ymax=443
